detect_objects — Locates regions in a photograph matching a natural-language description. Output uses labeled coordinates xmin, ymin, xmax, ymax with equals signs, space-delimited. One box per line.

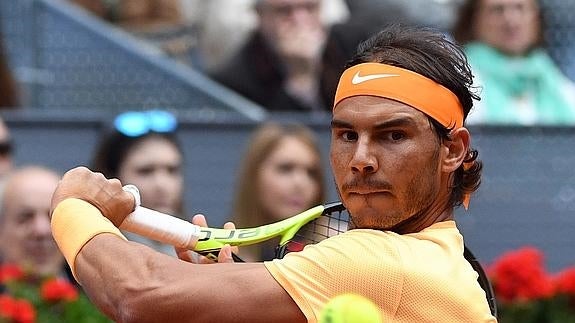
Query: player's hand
xmin=175 ymin=214 xmax=238 ymax=264
xmin=50 ymin=166 xmax=134 ymax=227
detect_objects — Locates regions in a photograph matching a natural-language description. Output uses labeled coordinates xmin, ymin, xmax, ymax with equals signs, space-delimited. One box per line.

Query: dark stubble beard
xmin=389 ymin=144 xmax=443 ymax=233
xmin=337 ymin=144 xmax=442 ymax=232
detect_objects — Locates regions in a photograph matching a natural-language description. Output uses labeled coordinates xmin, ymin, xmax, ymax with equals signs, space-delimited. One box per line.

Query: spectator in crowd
xmin=230 ymin=122 xmax=326 ymax=261
xmin=210 ymin=0 xmax=329 ymax=112
xmin=0 ymin=117 xmax=13 ymax=178
xmin=0 ymin=166 xmax=69 ymax=281
xmin=193 ymin=0 xmax=347 ymax=72
xmin=91 ymin=110 xmax=184 ymax=255
xmin=453 ymin=0 xmax=575 ymax=125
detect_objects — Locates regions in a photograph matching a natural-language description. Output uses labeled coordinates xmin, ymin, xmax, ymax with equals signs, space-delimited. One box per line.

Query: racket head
xmin=275 ymin=201 xmax=350 ymax=258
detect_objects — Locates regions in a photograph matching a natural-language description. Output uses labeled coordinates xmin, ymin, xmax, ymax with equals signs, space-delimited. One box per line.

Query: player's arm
xmin=74 ymin=233 xmax=305 ymax=323
xmin=50 ymin=167 xmax=306 ymax=323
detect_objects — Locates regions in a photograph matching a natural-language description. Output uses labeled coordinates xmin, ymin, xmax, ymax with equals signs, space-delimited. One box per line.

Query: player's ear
xmin=442 ymin=127 xmax=470 ymax=173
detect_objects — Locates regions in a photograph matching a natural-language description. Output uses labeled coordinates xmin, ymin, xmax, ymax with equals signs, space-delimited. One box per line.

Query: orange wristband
xmin=51 ymin=198 xmax=127 ymax=281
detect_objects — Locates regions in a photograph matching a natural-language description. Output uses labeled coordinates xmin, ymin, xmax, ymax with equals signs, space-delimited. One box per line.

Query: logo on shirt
xmin=351 ymin=71 xmax=399 ymax=84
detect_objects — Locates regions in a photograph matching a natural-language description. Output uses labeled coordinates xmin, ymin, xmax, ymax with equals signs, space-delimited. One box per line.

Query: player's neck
xmin=391 ymin=200 xmax=453 ymax=235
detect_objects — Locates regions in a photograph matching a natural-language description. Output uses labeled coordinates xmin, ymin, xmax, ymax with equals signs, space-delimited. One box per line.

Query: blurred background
xmin=1 ymin=0 xmax=574 ymax=274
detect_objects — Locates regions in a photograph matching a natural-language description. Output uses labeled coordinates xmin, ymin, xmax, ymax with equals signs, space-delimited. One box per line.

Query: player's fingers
xmin=191 ymin=214 xmax=207 ymax=227
xmin=199 ymin=256 xmax=216 ymax=264
xmin=218 ymin=244 xmax=234 ymax=263
xmin=222 ymin=222 xmax=239 ymax=255
xmin=175 ymin=247 xmax=202 ymax=264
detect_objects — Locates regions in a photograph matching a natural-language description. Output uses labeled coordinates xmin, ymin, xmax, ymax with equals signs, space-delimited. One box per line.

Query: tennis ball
xmin=319 ymin=293 xmax=383 ymax=323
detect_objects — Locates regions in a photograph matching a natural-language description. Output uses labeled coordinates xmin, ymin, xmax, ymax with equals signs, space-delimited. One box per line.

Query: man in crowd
xmin=210 ymin=0 xmax=328 ymax=112
xmin=0 ymin=166 xmax=67 ymax=280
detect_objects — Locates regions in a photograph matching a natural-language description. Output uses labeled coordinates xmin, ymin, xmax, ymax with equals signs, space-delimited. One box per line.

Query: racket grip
xmin=121 ymin=185 xmax=201 ymax=249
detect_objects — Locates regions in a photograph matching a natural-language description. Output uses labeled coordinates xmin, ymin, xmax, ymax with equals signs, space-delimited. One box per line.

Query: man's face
xmin=330 ymin=96 xmax=447 ymax=230
xmin=0 ymin=169 xmax=63 ymax=277
xmin=474 ymin=0 xmax=539 ymax=56
xmin=257 ymin=0 xmax=322 ymax=41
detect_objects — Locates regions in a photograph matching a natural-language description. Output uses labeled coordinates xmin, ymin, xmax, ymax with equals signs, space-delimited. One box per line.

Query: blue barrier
xmin=0 ymin=0 xmax=266 ymax=120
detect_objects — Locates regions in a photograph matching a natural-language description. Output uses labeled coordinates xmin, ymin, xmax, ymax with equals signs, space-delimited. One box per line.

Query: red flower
xmin=0 ymin=294 xmax=36 ymax=323
xmin=489 ymin=246 xmax=554 ymax=303
xmin=40 ymin=278 xmax=79 ymax=302
xmin=0 ymin=264 xmax=24 ymax=284
xmin=0 ymin=294 xmax=16 ymax=318
xmin=554 ymin=267 xmax=575 ymax=296
xmin=13 ymin=299 xmax=35 ymax=323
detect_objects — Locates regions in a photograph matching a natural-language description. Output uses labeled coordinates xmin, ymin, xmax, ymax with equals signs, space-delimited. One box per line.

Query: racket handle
xmin=121 ymin=185 xmax=201 ymax=249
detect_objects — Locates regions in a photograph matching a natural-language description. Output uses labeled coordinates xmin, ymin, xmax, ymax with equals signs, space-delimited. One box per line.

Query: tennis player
xmin=50 ymin=25 xmax=497 ymax=323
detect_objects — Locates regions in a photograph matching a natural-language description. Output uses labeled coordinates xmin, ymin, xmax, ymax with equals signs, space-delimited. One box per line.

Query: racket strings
xmin=278 ymin=205 xmax=350 ymax=257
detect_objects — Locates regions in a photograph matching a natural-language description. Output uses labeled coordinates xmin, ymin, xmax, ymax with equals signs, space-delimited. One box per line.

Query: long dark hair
xmin=346 ymin=25 xmax=482 ymax=209
xmin=91 ymin=131 xmax=182 ymax=178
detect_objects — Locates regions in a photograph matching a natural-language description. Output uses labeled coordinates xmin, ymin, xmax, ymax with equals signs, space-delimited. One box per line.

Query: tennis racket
xmin=120 ymin=185 xmax=349 ymax=261
xmin=121 ymin=185 xmax=497 ymax=316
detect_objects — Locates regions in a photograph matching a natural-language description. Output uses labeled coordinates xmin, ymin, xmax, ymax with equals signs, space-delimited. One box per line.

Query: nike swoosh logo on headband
xmin=351 ymin=71 xmax=399 ymax=84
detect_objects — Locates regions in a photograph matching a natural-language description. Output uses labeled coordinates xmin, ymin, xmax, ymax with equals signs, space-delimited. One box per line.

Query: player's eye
xmin=390 ymin=131 xmax=405 ymax=141
xmin=341 ymin=131 xmax=358 ymax=142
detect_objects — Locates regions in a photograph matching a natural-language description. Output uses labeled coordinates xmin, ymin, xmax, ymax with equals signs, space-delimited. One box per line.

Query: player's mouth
xmin=348 ymin=189 xmax=390 ymax=195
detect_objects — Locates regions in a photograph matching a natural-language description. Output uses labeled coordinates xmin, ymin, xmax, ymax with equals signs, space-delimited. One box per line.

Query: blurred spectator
xmin=453 ymin=0 xmax=575 ymax=125
xmin=194 ymin=0 xmax=347 ymax=71
xmin=0 ymin=35 xmax=19 ymax=109
xmin=91 ymin=110 xmax=184 ymax=255
xmin=230 ymin=122 xmax=326 ymax=261
xmin=190 ymin=0 xmax=259 ymax=71
xmin=70 ymin=0 xmax=197 ymax=65
xmin=209 ymin=0 xmax=329 ymax=112
xmin=0 ymin=117 xmax=13 ymax=178
xmin=0 ymin=166 xmax=69 ymax=280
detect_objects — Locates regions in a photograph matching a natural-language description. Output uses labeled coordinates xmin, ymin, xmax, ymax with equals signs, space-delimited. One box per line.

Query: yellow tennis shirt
xmin=264 ymin=221 xmax=497 ymax=323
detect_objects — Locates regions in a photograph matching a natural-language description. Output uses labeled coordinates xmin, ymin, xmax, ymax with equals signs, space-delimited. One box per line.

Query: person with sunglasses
xmin=91 ymin=110 xmax=184 ymax=256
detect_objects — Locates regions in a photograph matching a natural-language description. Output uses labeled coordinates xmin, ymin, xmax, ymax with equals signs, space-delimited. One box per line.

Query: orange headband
xmin=334 ymin=63 xmax=464 ymax=129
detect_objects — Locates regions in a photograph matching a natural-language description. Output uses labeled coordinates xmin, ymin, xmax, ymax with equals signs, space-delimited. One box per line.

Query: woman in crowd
xmin=453 ymin=0 xmax=575 ymax=125
xmin=91 ymin=110 xmax=185 ymax=255
xmin=231 ymin=122 xmax=326 ymax=261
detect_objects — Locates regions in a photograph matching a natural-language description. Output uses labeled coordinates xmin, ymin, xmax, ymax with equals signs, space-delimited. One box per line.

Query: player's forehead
xmin=332 ymin=96 xmax=429 ymax=128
